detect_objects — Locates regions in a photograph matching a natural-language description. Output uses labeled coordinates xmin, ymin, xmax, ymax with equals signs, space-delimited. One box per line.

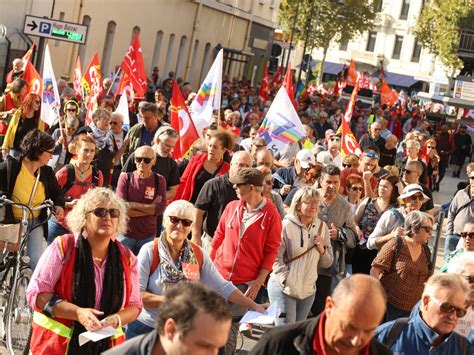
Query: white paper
xmin=78 ymin=326 xmax=120 ymax=346
xmin=239 ymin=303 xmax=281 ymax=325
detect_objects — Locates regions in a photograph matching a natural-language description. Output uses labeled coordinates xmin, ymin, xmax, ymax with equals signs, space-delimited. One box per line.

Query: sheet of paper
xmin=78 ymin=326 xmax=120 ymax=346
xmin=239 ymin=303 xmax=281 ymax=325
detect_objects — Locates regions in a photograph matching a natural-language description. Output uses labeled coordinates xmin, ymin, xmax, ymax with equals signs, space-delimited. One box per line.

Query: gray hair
xmin=66 ymin=116 xmax=80 ymax=128
xmin=92 ymin=108 xmax=111 ymax=122
xmin=164 ymin=200 xmax=195 ymax=225
xmin=447 ymin=251 xmax=474 ymax=275
xmin=154 ymin=126 xmax=178 ymax=141
xmin=111 ymin=112 xmax=124 ymax=123
xmin=139 ymin=101 xmax=160 ymax=116
xmin=66 ymin=188 xmax=128 ymax=235
xmin=404 ymin=211 xmax=434 ymax=237
xmin=61 ymin=86 xmax=75 ymax=98
xmin=288 ymin=186 xmax=320 ymax=218
xmin=405 ymin=139 xmax=421 ymax=151
xmin=423 ymin=273 xmax=469 ymax=301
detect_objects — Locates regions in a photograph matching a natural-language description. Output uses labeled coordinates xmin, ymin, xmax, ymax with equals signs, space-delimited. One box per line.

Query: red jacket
xmin=211 ymin=198 xmax=282 ymax=284
xmin=174 ymin=153 xmax=230 ymax=202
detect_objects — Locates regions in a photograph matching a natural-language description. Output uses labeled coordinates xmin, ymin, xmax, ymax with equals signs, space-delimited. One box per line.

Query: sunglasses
xmin=427 ymin=146 xmax=435 ymax=149
xmin=363 ymin=152 xmax=379 ymax=159
xmin=350 ymin=186 xmax=363 ymax=192
xmin=460 ymin=232 xmax=474 ymax=238
xmin=464 ymin=275 xmax=474 ymax=284
xmin=420 ymin=225 xmax=433 ymax=233
xmin=430 ymin=297 xmax=467 ymax=318
xmin=66 ymin=108 xmax=77 ymax=112
xmin=169 ymin=215 xmax=193 ymax=227
xmin=88 ymin=207 xmax=120 ymax=218
xmin=43 ymin=149 xmax=55 ymax=154
xmin=342 ymin=163 xmax=353 ymax=168
xmin=469 ymin=176 xmax=474 ymax=180
xmin=330 ymin=137 xmax=341 ymax=141
xmin=403 ymin=169 xmax=416 ymax=175
xmin=408 ymin=194 xmax=424 ymax=202
xmin=135 ymin=157 xmax=153 ymax=164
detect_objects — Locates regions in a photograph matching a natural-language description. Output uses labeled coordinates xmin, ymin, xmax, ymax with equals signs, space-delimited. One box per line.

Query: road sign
xmin=23 ymin=15 xmax=88 ymax=45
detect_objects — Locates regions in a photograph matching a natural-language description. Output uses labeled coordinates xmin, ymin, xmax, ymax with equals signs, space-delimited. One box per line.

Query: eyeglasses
xmin=427 ymin=146 xmax=435 ymax=149
xmin=372 ymin=128 xmax=381 ymax=131
xmin=403 ymin=169 xmax=416 ymax=175
xmin=301 ymin=200 xmax=319 ymax=206
xmin=461 ymin=231 xmax=474 ymax=238
xmin=110 ymin=121 xmax=119 ymax=125
xmin=135 ymin=157 xmax=153 ymax=164
xmin=342 ymin=163 xmax=353 ymax=168
xmin=408 ymin=194 xmax=424 ymax=202
xmin=430 ymin=296 xmax=467 ymax=318
xmin=43 ymin=149 xmax=54 ymax=154
xmin=350 ymin=186 xmax=363 ymax=192
xmin=169 ymin=215 xmax=193 ymax=227
xmin=87 ymin=208 xmax=120 ymax=219
xmin=363 ymin=152 xmax=379 ymax=159
xmin=420 ymin=225 xmax=433 ymax=233
xmin=66 ymin=108 xmax=77 ymax=112
xmin=464 ymin=275 xmax=474 ymax=284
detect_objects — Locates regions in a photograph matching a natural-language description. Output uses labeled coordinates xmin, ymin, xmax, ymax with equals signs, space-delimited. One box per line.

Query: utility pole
xmin=286 ymin=0 xmax=301 ymax=70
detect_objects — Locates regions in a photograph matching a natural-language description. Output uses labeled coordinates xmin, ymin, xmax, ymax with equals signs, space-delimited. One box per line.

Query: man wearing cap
xmin=367 ymin=183 xmax=429 ymax=250
xmin=401 ymin=160 xmax=434 ymax=214
xmin=359 ymin=121 xmax=386 ymax=152
xmin=210 ymin=168 xmax=282 ymax=352
xmin=273 ymin=149 xmax=316 ymax=198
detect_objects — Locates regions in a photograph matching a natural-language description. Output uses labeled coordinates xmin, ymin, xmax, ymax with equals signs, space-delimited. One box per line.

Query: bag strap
xmin=390 ymin=208 xmax=405 ymax=224
xmin=385 ymin=317 xmax=409 ymax=349
xmin=28 ymin=169 xmax=41 ymax=207
xmin=61 ymin=164 xmax=76 ymax=194
xmin=285 ymin=221 xmax=324 ymax=264
xmin=150 ymin=237 xmax=203 ymax=276
xmin=391 ymin=235 xmax=403 ymax=272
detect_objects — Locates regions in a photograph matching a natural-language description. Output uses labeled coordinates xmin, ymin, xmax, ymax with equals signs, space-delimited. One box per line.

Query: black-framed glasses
xmin=88 ymin=208 xmax=120 ymax=219
xmin=420 ymin=225 xmax=433 ymax=233
xmin=169 ymin=215 xmax=193 ymax=227
xmin=403 ymin=169 xmax=416 ymax=175
xmin=350 ymin=186 xmax=363 ymax=192
xmin=409 ymin=194 xmax=424 ymax=202
xmin=430 ymin=296 xmax=467 ymax=318
xmin=66 ymin=108 xmax=77 ymax=112
xmin=43 ymin=149 xmax=54 ymax=154
xmin=135 ymin=157 xmax=153 ymax=164
xmin=343 ymin=164 xmax=353 ymax=168
xmin=461 ymin=232 xmax=474 ymax=238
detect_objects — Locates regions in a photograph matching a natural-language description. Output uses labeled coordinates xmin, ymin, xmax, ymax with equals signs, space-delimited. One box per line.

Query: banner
xmin=380 ymin=81 xmax=399 ymax=107
xmin=343 ymin=73 xmax=360 ymax=123
xmin=73 ymin=56 xmax=83 ymax=99
xmin=23 ymin=61 xmax=42 ymax=96
xmin=295 ymin=80 xmax=307 ymax=100
xmin=171 ymin=81 xmax=199 ymax=159
xmin=114 ymin=92 xmax=130 ymax=127
xmin=346 ymin=59 xmax=357 ymax=86
xmin=257 ymin=86 xmax=306 ymax=154
xmin=259 ymin=63 xmax=270 ymax=102
xmin=41 ymin=45 xmax=61 ymax=126
xmin=121 ymin=33 xmax=147 ymax=96
xmin=190 ymin=48 xmax=223 ymax=136
xmin=271 ymin=65 xmax=284 ymax=90
xmin=341 ymin=119 xmax=362 ymax=157
xmin=283 ymin=63 xmax=296 ymax=108
xmin=82 ymin=52 xmax=102 ymax=124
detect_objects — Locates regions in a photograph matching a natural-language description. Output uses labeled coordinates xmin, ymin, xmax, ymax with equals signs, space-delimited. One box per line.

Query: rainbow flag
xmin=295 ymin=80 xmax=307 ymax=100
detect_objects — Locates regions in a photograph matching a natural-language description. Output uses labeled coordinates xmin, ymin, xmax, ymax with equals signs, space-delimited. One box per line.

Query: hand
xmin=55 ymin=207 xmax=65 ymax=220
xmin=362 ymin=171 xmax=372 ymax=182
xmin=100 ymin=314 xmax=120 ymax=328
xmin=7 ymin=108 xmax=16 ymax=115
xmin=329 ymin=223 xmax=338 ymax=240
xmin=251 ymin=302 xmax=269 ymax=314
xmin=77 ymin=308 xmax=104 ymax=331
xmin=314 ymin=233 xmax=325 ymax=254
xmin=245 ymin=280 xmax=263 ymax=301
xmin=393 ymin=227 xmax=404 ymax=237
xmin=153 ymin=195 xmax=162 ymax=203
xmin=280 ymin=184 xmax=291 ymax=196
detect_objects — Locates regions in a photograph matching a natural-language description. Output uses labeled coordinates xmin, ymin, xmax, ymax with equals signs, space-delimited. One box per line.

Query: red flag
xmin=259 ymin=63 xmax=270 ymax=102
xmin=23 ymin=60 xmax=43 ymax=96
xmin=380 ymin=81 xmax=399 ymax=107
xmin=116 ymin=71 xmax=135 ymax=101
xmin=271 ymin=66 xmax=284 ymax=90
xmin=343 ymin=73 xmax=360 ymax=123
xmin=121 ymin=33 xmax=147 ymax=96
xmin=6 ymin=43 xmax=35 ymax=84
xmin=341 ymin=119 xmax=362 ymax=157
xmin=170 ymin=81 xmax=199 ymax=160
xmin=73 ymin=56 xmax=82 ymax=99
xmin=283 ymin=63 xmax=297 ymax=108
xmin=346 ymin=59 xmax=357 ymax=86
xmin=82 ymin=52 xmax=102 ymax=124
xmin=333 ymin=80 xmax=340 ymax=98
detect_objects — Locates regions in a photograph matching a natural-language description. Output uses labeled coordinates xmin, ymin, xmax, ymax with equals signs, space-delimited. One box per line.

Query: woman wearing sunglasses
xmin=440 ymin=222 xmax=474 ymax=272
xmin=26 ymin=188 xmax=143 ymax=354
xmin=344 ymin=174 xmax=364 ymax=214
xmin=2 ymin=93 xmax=45 ymax=159
xmin=126 ymin=200 xmax=266 ymax=339
xmin=258 ymin=166 xmax=285 ymax=219
xmin=371 ymin=211 xmax=434 ymax=321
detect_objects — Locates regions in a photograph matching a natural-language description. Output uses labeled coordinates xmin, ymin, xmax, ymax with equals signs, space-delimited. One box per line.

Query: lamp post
xmin=285 ymin=0 xmax=301 ymax=70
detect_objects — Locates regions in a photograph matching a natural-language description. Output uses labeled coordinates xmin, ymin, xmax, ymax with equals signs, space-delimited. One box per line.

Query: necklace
xmin=75 ymin=163 xmax=90 ymax=179
xmin=93 ymin=256 xmax=103 ymax=263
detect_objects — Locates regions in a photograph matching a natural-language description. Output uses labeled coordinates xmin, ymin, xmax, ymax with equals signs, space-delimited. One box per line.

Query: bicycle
xmin=0 ymin=196 xmax=54 ymax=355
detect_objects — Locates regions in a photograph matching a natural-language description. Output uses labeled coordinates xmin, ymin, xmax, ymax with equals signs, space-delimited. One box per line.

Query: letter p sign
xmin=39 ymin=22 xmax=51 ymax=34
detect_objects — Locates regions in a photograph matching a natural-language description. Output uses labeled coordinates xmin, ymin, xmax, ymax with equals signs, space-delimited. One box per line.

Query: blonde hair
xmin=287 ymin=186 xmax=320 ymax=218
xmin=164 ymin=200 xmax=195 ymax=226
xmin=67 ymin=188 xmax=128 ymax=235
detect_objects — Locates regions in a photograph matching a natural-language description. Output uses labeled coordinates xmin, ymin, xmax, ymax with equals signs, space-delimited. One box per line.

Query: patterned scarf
xmin=158 ymin=234 xmax=199 ymax=289
xmin=91 ymin=123 xmax=113 ymax=151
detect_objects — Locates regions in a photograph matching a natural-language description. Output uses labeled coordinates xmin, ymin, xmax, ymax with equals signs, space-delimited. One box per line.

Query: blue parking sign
xmin=39 ymin=22 xmax=51 ymax=34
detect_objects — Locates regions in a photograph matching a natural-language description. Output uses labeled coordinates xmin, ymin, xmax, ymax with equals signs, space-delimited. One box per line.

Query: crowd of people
xmin=0 ymin=63 xmax=472 ymax=354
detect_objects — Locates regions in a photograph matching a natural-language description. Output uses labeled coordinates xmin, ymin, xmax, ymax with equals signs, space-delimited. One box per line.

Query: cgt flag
xmin=270 ymin=65 xmax=284 ymax=90
xmin=171 ymin=81 xmax=199 ymax=159
xmin=283 ymin=63 xmax=297 ymax=109
xmin=343 ymin=72 xmax=360 ymax=123
xmin=82 ymin=52 xmax=102 ymax=125
xmin=73 ymin=56 xmax=83 ymax=99
xmin=257 ymin=86 xmax=305 ymax=154
xmin=259 ymin=63 xmax=270 ymax=102
xmin=341 ymin=119 xmax=362 ymax=157
xmin=41 ymin=45 xmax=60 ymax=126
xmin=121 ymin=33 xmax=147 ymax=97
xmin=380 ymin=81 xmax=399 ymax=107
xmin=190 ymin=49 xmax=223 ymax=136
xmin=23 ymin=60 xmax=42 ymax=96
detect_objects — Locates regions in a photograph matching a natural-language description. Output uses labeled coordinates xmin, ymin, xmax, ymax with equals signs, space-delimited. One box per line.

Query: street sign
xmin=23 ymin=15 xmax=88 ymax=45
xmin=454 ymin=79 xmax=474 ymax=102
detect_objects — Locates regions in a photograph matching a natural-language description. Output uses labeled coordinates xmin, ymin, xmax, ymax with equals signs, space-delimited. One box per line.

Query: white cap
xmin=296 ymin=149 xmax=316 ymax=169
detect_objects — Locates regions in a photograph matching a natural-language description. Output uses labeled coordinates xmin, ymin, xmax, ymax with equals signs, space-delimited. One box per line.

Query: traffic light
xmin=269 ymin=43 xmax=282 ymax=73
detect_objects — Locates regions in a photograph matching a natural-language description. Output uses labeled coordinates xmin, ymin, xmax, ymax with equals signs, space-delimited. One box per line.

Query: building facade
xmin=1 ymin=0 xmax=281 ymax=88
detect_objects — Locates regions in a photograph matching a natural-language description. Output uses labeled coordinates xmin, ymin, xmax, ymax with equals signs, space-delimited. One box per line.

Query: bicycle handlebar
xmin=0 ymin=195 xmax=54 ymax=213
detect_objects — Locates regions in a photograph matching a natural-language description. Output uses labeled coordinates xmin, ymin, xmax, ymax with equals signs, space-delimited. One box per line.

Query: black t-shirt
xmin=123 ymin=151 xmax=180 ymax=189
xmin=378 ymin=146 xmax=397 ymax=167
xmin=194 ymin=174 xmax=238 ymax=237
xmin=13 ymin=117 xmax=38 ymax=150
xmin=190 ymin=167 xmax=213 ymax=204
xmin=421 ymin=184 xmax=434 ymax=212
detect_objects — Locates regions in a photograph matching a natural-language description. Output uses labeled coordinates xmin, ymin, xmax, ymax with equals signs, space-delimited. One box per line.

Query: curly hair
xmin=208 ymin=129 xmax=235 ymax=151
xmin=20 ymin=129 xmax=55 ymax=161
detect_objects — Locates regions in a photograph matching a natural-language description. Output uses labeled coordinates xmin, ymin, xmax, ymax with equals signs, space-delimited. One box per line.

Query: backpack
xmin=149 ymin=237 xmax=203 ymax=276
xmin=62 ymin=164 xmax=100 ymax=194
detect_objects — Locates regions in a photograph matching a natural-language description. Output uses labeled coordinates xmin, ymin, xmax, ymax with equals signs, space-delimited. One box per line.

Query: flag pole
xmin=107 ymin=67 xmax=122 ymax=96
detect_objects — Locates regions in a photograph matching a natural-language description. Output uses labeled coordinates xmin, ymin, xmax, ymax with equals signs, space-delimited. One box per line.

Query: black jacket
xmin=102 ymin=329 xmax=157 ymax=355
xmin=0 ymin=156 xmax=65 ymax=235
xmin=250 ymin=316 xmax=393 ymax=355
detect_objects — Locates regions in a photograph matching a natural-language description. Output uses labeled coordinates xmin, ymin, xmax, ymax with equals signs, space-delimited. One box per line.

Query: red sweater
xmin=173 ymin=153 xmax=230 ymax=202
xmin=211 ymin=198 xmax=282 ymax=284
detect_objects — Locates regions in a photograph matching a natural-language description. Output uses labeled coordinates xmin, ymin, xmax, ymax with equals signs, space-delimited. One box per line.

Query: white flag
xmin=41 ymin=45 xmax=61 ymax=126
xmin=190 ymin=49 xmax=223 ymax=136
xmin=114 ymin=92 xmax=130 ymax=127
xmin=257 ymin=87 xmax=306 ymax=154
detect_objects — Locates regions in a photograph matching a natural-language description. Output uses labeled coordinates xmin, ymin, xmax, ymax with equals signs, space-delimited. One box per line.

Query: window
xmin=400 ymin=0 xmax=410 ymax=20
xmin=340 ymin=38 xmax=349 ymax=51
xmin=366 ymin=31 xmax=377 ymax=52
xmin=200 ymin=43 xmax=212 ymax=83
xmin=189 ymin=40 xmax=200 ymax=82
xmin=411 ymin=39 xmax=422 ymax=62
xmin=131 ymin=26 xmax=141 ymax=41
xmin=374 ymin=0 xmax=383 ymax=12
xmin=392 ymin=35 xmax=404 ymax=59
xmin=175 ymin=36 xmax=188 ymax=78
xmin=151 ymin=31 xmax=164 ymax=73
xmin=78 ymin=15 xmax=91 ymax=67
xmin=163 ymin=34 xmax=175 ymax=78
xmin=102 ymin=21 xmax=116 ymax=75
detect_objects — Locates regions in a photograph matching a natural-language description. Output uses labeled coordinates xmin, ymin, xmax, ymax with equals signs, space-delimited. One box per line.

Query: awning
xmin=417 ymin=91 xmax=474 ymax=110
xmin=323 ymin=62 xmax=344 ymax=75
xmin=372 ymin=70 xmax=419 ymax=88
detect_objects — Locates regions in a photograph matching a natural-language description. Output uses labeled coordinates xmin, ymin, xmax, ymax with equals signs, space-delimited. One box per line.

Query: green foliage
xmin=279 ymin=0 xmax=381 ymax=49
xmin=414 ymin=0 xmax=474 ymax=77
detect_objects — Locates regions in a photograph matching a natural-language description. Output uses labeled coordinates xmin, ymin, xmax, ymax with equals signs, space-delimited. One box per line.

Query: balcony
xmin=458 ymin=29 xmax=474 ymax=59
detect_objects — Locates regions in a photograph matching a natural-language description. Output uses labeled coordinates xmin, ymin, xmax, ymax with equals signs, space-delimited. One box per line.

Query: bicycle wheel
xmin=0 ymin=254 xmax=16 ymax=346
xmin=5 ymin=265 xmax=33 ymax=355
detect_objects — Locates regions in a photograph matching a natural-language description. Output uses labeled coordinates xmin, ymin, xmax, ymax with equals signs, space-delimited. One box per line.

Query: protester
xmin=401 ymin=160 xmax=434 ymax=214
xmin=109 ymin=112 xmax=129 ymax=189
xmin=452 ymin=125 xmax=472 ymax=178
xmin=339 ymin=151 xmax=379 ymax=198
xmin=26 ymin=188 xmax=142 ymax=354
xmin=268 ymin=187 xmax=333 ymax=325
xmin=371 ymin=211 xmax=434 ymax=321
xmin=126 ymin=200 xmax=265 ymax=339
xmin=50 ymin=115 xmax=80 ymax=171
xmin=440 ymin=222 xmax=474 ymax=272
xmin=375 ymin=273 xmax=471 ymax=354
xmin=116 ymin=146 xmax=167 ymax=255
xmin=255 ymin=149 xmax=274 ymax=170
xmin=0 ymin=129 xmax=65 ymax=269
xmin=396 ymin=139 xmax=427 ymax=185
xmin=379 ymin=134 xmax=398 ymax=167
xmin=90 ymin=108 xmax=115 ymax=186
xmin=344 ymin=174 xmax=364 ymax=213
xmin=0 ymin=78 xmax=27 ymax=153
xmin=258 ymin=166 xmax=286 ymax=219
xmin=251 ymin=274 xmax=391 ymax=355
xmin=359 ymin=121 xmax=385 ymax=151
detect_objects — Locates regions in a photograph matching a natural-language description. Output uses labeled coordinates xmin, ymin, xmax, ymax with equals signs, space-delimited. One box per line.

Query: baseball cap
xmin=229 ymin=168 xmax=264 ymax=186
xmin=296 ymin=149 xmax=316 ymax=169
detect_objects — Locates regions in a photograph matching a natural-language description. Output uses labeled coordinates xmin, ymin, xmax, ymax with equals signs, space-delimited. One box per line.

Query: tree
xmin=414 ymin=0 xmax=474 ymax=93
xmin=279 ymin=0 xmax=380 ymax=84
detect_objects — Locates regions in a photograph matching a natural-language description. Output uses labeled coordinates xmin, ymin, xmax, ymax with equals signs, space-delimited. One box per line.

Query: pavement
xmin=0 ymin=165 xmax=468 ymax=355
